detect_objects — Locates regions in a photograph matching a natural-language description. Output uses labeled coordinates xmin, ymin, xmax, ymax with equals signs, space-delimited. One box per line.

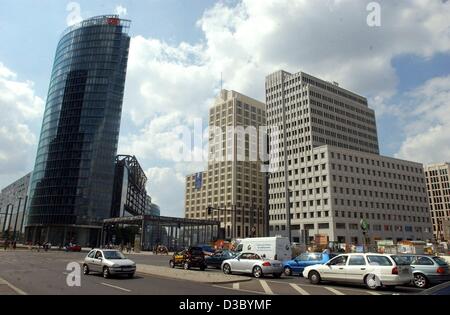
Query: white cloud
xmin=396 ymin=75 xmax=450 ymax=164
xmin=0 ymin=62 xmax=44 ymax=187
xmin=115 ymin=5 xmax=128 ymax=17
xmin=66 ymin=2 xmax=83 ymax=27
xmin=145 ymin=167 xmax=186 ymax=217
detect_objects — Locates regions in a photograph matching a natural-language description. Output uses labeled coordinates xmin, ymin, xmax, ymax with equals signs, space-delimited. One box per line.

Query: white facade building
xmin=266 ymin=70 xmax=433 ymax=244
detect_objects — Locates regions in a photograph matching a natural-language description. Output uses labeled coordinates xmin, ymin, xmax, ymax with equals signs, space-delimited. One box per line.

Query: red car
xmin=65 ymin=244 xmax=82 ymax=252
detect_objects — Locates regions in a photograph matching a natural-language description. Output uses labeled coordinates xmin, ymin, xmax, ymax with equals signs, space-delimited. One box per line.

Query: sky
xmin=0 ymin=0 xmax=450 ymax=217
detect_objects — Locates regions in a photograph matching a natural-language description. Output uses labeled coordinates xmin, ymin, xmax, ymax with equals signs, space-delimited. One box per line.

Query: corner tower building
xmin=266 ymin=70 xmax=433 ymax=244
xmin=26 ymin=16 xmax=131 ymax=246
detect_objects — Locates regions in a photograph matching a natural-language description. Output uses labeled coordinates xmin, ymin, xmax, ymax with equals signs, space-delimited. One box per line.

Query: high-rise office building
xmin=26 ymin=15 xmax=131 ymax=246
xmin=185 ymin=90 xmax=267 ymax=239
xmin=266 ymin=70 xmax=433 ymax=244
xmin=0 ymin=172 xmax=31 ymax=240
xmin=424 ymin=163 xmax=450 ymax=241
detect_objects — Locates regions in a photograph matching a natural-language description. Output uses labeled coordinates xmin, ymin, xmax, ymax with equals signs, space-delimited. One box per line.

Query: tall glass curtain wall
xmin=26 ymin=18 xmax=130 ymax=246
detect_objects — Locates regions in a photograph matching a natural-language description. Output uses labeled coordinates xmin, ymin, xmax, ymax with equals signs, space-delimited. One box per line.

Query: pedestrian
xmin=3 ymin=239 xmax=9 ymax=251
xmin=12 ymin=241 xmax=16 ymax=250
xmin=120 ymin=242 xmax=124 ymax=252
xmin=127 ymin=243 xmax=131 ymax=253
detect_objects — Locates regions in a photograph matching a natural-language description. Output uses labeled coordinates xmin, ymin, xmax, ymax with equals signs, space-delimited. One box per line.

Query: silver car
xmin=83 ymin=249 xmax=136 ymax=278
xmin=221 ymin=252 xmax=283 ymax=278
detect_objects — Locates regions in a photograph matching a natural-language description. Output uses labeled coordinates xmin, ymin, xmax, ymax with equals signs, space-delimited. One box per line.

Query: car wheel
xmin=253 ymin=266 xmax=263 ymax=278
xmin=284 ymin=266 xmax=292 ymax=276
xmin=365 ymin=274 xmax=381 ymax=290
xmin=308 ymin=271 xmax=321 ymax=285
xmin=103 ymin=267 xmax=110 ymax=279
xmin=223 ymin=263 xmax=232 ymax=275
xmin=413 ymin=273 xmax=429 ymax=289
xmin=183 ymin=262 xmax=190 ymax=270
xmin=83 ymin=264 xmax=89 ymax=275
xmin=169 ymin=260 xmax=175 ymax=268
xmin=273 ymin=273 xmax=282 ymax=279
xmin=127 ymin=273 xmax=135 ymax=279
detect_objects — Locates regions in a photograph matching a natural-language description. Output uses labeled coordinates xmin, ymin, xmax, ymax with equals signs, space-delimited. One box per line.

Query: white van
xmin=235 ymin=237 xmax=291 ymax=261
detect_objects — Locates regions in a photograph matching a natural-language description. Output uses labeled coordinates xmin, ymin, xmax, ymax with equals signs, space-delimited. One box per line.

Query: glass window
xmin=94 ymin=251 xmax=103 ymax=259
xmin=329 ymin=255 xmax=348 ymax=266
xmin=87 ymin=250 xmax=95 ymax=258
xmin=413 ymin=256 xmax=434 ymax=266
xmin=432 ymin=257 xmax=448 ymax=266
xmin=367 ymin=255 xmax=392 ymax=266
xmin=348 ymin=255 xmax=366 ymax=266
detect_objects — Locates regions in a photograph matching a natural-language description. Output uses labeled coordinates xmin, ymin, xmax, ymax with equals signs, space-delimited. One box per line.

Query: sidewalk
xmin=136 ymin=264 xmax=251 ymax=284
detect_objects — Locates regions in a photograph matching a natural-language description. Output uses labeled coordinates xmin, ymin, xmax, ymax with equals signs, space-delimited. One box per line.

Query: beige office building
xmin=266 ymin=70 xmax=433 ymax=244
xmin=424 ymin=163 xmax=450 ymax=241
xmin=185 ymin=90 xmax=267 ymax=239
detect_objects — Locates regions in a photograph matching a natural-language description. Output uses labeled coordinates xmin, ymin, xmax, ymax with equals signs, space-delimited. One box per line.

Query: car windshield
xmin=103 ymin=251 xmax=126 ymax=260
xmin=391 ymin=255 xmax=413 ymax=265
xmin=433 ymin=257 xmax=448 ymax=266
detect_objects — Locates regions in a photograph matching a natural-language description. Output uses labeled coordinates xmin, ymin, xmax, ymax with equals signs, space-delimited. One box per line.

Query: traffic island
xmin=136 ymin=264 xmax=252 ymax=284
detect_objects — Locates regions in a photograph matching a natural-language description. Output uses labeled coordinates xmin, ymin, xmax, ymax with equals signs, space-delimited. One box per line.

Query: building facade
xmin=26 ymin=15 xmax=131 ymax=246
xmin=266 ymin=70 xmax=433 ymax=244
xmin=424 ymin=163 xmax=450 ymax=241
xmin=0 ymin=173 xmax=31 ymax=240
xmin=111 ymin=155 xmax=148 ymax=218
xmin=185 ymin=90 xmax=267 ymax=239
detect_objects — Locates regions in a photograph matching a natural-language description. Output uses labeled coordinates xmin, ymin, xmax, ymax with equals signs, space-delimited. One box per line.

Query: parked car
xmin=83 ymin=249 xmax=136 ymax=279
xmin=302 ymin=253 xmax=412 ymax=290
xmin=65 ymin=243 xmax=81 ymax=252
xmin=221 ymin=252 xmax=283 ymax=278
xmin=283 ymin=252 xmax=336 ymax=276
xmin=390 ymin=254 xmax=450 ymax=288
xmin=206 ymin=250 xmax=237 ymax=269
xmin=169 ymin=246 xmax=207 ymax=270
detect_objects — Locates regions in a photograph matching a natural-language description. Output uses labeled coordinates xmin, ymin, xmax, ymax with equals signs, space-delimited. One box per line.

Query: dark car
xmin=197 ymin=244 xmax=215 ymax=256
xmin=283 ymin=252 xmax=336 ymax=276
xmin=169 ymin=246 xmax=207 ymax=270
xmin=206 ymin=250 xmax=237 ymax=269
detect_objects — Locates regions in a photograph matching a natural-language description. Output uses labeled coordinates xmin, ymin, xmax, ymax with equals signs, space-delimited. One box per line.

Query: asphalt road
xmin=0 ymin=250 xmax=423 ymax=295
xmin=0 ymin=250 xmax=249 ymax=295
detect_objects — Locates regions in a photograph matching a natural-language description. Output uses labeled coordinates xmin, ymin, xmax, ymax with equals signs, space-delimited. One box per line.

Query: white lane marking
xmin=324 ymin=286 xmax=345 ymax=295
xmin=233 ymin=282 xmax=240 ymax=290
xmin=366 ymin=290 xmax=381 ymax=295
xmin=289 ymin=283 xmax=310 ymax=295
xmin=212 ymin=285 xmax=264 ymax=295
xmin=100 ymin=282 xmax=131 ymax=292
xmin=259 ymin=280 xmax=274 ymax=295
xmin=0 ymin=277 xmax=27 ymax=295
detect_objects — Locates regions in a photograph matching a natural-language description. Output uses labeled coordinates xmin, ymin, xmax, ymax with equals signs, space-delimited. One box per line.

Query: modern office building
xmin=266 ymin=70 xmax=433 ymax=244
xmin=26 ymin=15 xmax=131 ymax=246
xmin=111 ymin=155 xmax=148 ymax=218
xmin=0 ymin=172 xmax=31 ymax=240
xmin=185 ymin=90 xmax=267 ymax=239
xmin=145 ymin=196 xmax=161 ymax=217
xmin=424 ymin=163 xmax=450 ymax=241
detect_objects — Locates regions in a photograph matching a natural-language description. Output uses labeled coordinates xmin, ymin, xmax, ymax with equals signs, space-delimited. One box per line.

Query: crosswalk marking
xmin=289 ymin=283 xmax=310 ymax=295
xmin=366 ymin=290 xmax=381 ymax=295
xmin=323 ymin=286 xmax=345 ymax=295
xmin=233 ymin=283 xmax=240 ymax=290
xmin=259 ymin=280 xmax=274 ymax=295
xmin=100 ymin=282 xmax=131 ymax=292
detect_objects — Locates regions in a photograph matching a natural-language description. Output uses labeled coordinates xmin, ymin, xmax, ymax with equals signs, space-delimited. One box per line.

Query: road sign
xmin=360 ymin=219 xmax=369 ymax=231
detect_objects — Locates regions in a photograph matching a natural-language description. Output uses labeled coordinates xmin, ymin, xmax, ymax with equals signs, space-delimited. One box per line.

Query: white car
xmin=83 ymin=249 xmax=136 ymax=278
xmin=302 ymin=253 xmax=412 ymax=290
xmin=221 ymin=252 xmax=284 ymax=278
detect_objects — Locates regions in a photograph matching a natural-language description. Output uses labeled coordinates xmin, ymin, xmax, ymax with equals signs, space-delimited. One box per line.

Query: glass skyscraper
xmin=26 ymin=15 xmax=131 ymax=246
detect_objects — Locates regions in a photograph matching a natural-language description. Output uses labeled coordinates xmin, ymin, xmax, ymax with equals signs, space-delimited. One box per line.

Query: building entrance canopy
xmin=102 ymin=215 xmax=220 ymax=251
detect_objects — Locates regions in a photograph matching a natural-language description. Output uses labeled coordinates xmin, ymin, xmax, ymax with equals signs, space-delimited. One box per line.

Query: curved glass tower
xmin=26 ymin=15 xmax=131 ymax=246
